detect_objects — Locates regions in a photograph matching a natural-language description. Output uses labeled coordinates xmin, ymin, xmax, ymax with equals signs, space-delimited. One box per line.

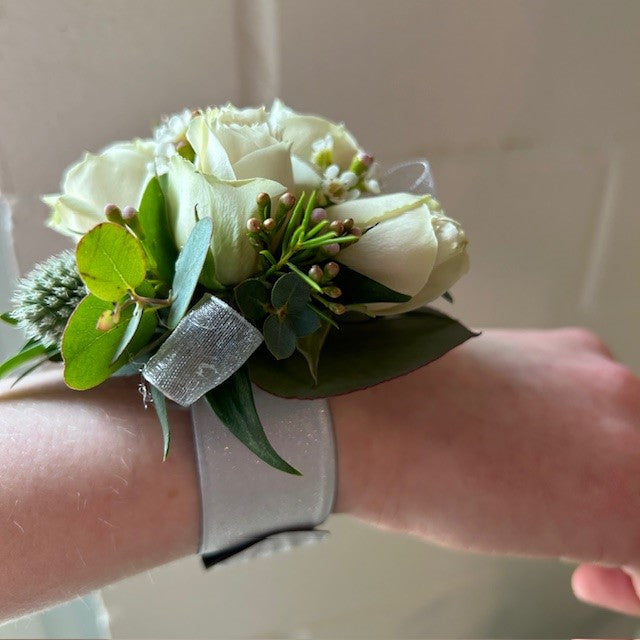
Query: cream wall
xmin=1 ymin=0 xmax=639 ymax=636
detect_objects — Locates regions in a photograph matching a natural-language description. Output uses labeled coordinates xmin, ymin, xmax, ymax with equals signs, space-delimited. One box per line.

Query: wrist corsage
xmin=1 ymin=101 xmax=475 ymax=475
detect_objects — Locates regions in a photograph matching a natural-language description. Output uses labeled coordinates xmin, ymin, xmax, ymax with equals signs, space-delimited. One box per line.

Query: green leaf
xmin=167 ymin=217 xmax=213 ymax=330
xmin=271 ymin=272 xmax=310 ymax=313
xmin=76 ymin=222 xmax=148 ymax=301
xmin=62 ymin=294 xmax=157 ymax=390
xmin=287 ymin=305 xmax=321 ymax=337
xmin=138 ymin=176 xmax=178 ymax=284
xmin=249 ymin=308 xmax=479 ymax=398
xmin=234 ymin=279 xmax=270 ymax=322
xmin=334 ymin=264 xmax=411 ymax=305
xmin=10 ymin=354 xmax=57 ymax=389
xmin=0 ymin=312 xmax=17 ymax=326
xmin=0 ymin=343 xmax=51 ymax=380
xmin=150 ymin=385 xmax=171 ymax=460
xmin=111 ymin=303 xmax=143 ymax=364
xmin=263 ymin=314 xmax=296 ymax=360
xmin=205 ymin=365 xmax=301 ymax=475
xmin=442 ymin=290 xmax=454 ymax=303
xmin=296 ymin=321 xmax=331 ymax=384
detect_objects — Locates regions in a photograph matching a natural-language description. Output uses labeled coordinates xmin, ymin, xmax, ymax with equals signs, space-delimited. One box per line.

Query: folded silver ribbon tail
xmin=381 ymin=158 xmax=436 ymax=197
xmin=142 ymin=295 xmax=263 ymax=406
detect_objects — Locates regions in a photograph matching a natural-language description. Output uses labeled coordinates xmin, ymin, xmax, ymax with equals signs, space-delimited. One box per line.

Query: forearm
xmin=0 ymin=370 xmax=200 ymax=620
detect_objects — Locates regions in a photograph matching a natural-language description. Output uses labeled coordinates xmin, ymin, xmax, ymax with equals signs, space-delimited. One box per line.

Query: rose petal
xmin=335 ymin=203 xmax=437 ymax=297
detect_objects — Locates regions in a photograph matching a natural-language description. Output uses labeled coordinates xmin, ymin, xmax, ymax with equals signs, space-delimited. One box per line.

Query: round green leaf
xmin=250 ymin=308 xmax=479 ymax=398
xmin=62 ymin=294 xmax=157 ymax=390
xmin=287 ymin=305 xmax=321 ymax=337
xmin=76 ymin=222 xmax=148 ymax=301
xmin=234 ymin=279 xmax=270 ymax=321
xmin=263 ymin=314 xmax=296 ymax=360
xmin=271 ymin=273 xmax=310 ymax=313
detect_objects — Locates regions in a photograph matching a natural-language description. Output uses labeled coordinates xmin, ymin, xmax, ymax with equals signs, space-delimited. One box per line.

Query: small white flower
xmin=362 ymin=161 xmax=381 ymax=194
xmin=311 ymin=134 xmax=334 ymax=169
xmin=321 ymin=164 xmax=360 ymax=205
xmin=151 ymin=108 xmax=195 ymax=173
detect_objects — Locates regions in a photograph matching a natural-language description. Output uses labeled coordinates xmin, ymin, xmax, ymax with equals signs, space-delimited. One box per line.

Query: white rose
xmin=187 ymin=106 xmax=294 ymax=189
xmin=328 ymin=193 xmax=469 ymax=315
xmin=185 ymin=102 xmax=365 ymax=197
xmin=268 ymin=99 xmax=360 ymax=170
xmin=43 ymin=139 xmax=155 ymax=238
xmin=165 ymin=156 xmax=286 ymax=287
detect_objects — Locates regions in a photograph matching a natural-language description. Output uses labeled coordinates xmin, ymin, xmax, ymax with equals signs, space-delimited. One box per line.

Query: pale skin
xmin=0 ymin=327 xmax=639 ymax=621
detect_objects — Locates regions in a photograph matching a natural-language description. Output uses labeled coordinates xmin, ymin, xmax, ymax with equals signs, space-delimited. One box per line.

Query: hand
xmin=329 ymin=328 xmax=640 ymax=615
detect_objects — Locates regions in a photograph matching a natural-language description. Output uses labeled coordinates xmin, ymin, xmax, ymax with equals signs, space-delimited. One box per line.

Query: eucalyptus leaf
xmin=138 ymin=176 xmax=178 ymax=284
xmin=0 ymin=343 xmax=52 ymax=380
xmin=150 ymin=384 xmax=171 ymax=460
xmin=334 ymin=264 xmax=411 ymax=305
xmin=263 ymin=314 xmax=296 ymax=360
xmin=62 ymin=294 xmax=157 ymax=390
xmin=271 ymin=273 xmax=310 ymax=313
xmin=111 ymin=303 xmax=143 ymax=364
xmin=76 ymin=222 xmax=147 ymax=301
xmin=249 ymin=307 xmax=478 ymax=397
xmin=234 ymin=279 xmax=270 ymax=322
xmin=167 ymin=217 xmax=213 ymax=330
xmin=296 ymin=321 xmax=330 ymax=383
xmin=287 ymin=305 xmax=321 ymax=337
xmin=205 ymin=365 xmax=301 ymax=475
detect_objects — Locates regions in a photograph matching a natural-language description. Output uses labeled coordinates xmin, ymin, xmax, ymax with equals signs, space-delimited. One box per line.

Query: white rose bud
xmin=43 ymin=140 xmax=155 ymax=238
xmin=327 ymin=193 xmax=469 ymax=315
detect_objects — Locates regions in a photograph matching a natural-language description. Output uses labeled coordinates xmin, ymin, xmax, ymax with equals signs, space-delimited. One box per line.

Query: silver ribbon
xmin=381 ymin=158 xmax=436 ymax=197
xmin=142 ymin=296 xmax=263 ymax=406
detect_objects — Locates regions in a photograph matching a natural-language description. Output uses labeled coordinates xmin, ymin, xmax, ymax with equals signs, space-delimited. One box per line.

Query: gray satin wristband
xmin=190 ymin=388 xmax=337 ymax=568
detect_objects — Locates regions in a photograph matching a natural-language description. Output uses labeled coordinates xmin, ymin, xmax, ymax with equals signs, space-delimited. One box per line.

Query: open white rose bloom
xmin=44 ymin=100 xmax=468 ymax=314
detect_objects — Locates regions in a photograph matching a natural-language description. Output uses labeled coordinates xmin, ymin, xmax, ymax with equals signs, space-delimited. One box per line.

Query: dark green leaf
xmin=111 ymin=303 xmax=143 ymax=364
xmin=76 ymin=222 xmax=147 ymax=301
xmin=287 ymin=305 xmax=321 ymax=337
xmin=62 ymin=294 xmax=157 ymax=390
xmin=10 ymin=354 xmax=56 ymax=389
xmin=271 ymin=272 xmax=310 ymax=314
xmin=205 ymin=366 xmax=301 ymax=475
xmin=334 ymin=264 xmax=411 ymax=305
xmin=167 ymin=217 xmax=213 ymax=330
xmin=263 ymin=314 xmax=296 ymax=360
xmin=234 ymin=279 xmax=270 ymax=321
xmin=0 ymin=312 xmax=17 ymax=326
xmin=0 ymin=343 xmax=51 ymax=380
xmin=249 ymin=307 xmax=479 ymax=398
xmin=296 ymin=321 xmax=331 ymax=383
xmin=442 ymin=290 xmax=454 ymax=303
xmin=138 ymin=176 xmax=178 ymax=284
xmin=150 ymin=385 xmax=171 ymax=460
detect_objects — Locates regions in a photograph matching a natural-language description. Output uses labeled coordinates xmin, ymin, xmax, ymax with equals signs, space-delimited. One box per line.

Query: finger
xmin=572 ymin=564 xmax=640 ymax=616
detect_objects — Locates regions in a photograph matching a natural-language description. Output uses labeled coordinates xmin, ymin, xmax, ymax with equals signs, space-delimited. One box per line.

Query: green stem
xmin=286 ymin=262 xmax=323 ymax=293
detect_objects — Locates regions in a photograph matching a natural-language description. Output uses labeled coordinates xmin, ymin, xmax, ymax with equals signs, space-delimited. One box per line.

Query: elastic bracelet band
xmin=190 ymin=389 xmax=337 ymax=567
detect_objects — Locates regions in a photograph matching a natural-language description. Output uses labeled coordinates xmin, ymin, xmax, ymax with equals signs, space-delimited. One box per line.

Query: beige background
xmin=1 ymin=0 xmax=639 ymax=636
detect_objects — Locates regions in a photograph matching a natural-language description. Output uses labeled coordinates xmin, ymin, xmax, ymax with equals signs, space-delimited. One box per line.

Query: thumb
xmin=572 ymin=564 xmax=640 ymax=616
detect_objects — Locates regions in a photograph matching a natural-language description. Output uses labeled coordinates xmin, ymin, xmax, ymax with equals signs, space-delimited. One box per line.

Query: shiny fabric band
xmin=191 ymin=389 xmax=337 ymax=567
